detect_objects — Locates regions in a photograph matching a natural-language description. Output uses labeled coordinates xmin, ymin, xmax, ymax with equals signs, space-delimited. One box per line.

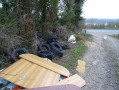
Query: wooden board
xmin=56 ymin=74 xmax=85 ymax=88
xmin=20 ymin=54 xmax=70 ymax=77
xmin=0 ymin=59 xmax=60 ymax=88
xmin=76 ymin=60 xmax=86 ymax=73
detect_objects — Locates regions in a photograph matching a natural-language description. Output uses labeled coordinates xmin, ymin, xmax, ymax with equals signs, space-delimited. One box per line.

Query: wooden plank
xmin=56 ymin=74 xmax=85 ymax=88
xmin=0 ymin=59 xmax=25 ymax=77
xmin=11 ymin=60 xmax=33 ymax=83
xmin=22 ymin=66 xmax=47 ymax=88
xmin=20 ymin=54 xmax=70 ymax=77
xmin=0 ymin=59 xmax=60 ymax=88
xmin=15 ymin=65 xmax=60 ymax=88
xmin=76 ymin=60 xmax=86 ymax=73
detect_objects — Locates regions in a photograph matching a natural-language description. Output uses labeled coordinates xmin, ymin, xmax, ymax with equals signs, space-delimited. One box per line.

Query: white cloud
xmin=82 ymin=0 xmax=119 ymax=19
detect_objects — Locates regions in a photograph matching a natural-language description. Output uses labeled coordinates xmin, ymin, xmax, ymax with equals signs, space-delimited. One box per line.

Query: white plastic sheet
xmin=68 ymin=35 xmax=76 ymax=44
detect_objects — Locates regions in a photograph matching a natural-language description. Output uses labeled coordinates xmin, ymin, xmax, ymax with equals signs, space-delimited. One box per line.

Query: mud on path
xmin=78 ymin=31 xmax=119 ymax=90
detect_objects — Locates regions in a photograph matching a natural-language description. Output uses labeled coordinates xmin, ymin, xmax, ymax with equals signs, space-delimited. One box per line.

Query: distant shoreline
xmin=86 ymin=29 xmax=119 ymax=30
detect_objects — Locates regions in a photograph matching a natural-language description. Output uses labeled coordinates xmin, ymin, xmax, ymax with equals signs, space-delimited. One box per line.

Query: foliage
xmin=0 ymin=0 xmax=85 ymax=66
xmin=74 ymin=33 xmax=85 ymax=41
xmin=59 ymin=0 xmax=85 ymax=31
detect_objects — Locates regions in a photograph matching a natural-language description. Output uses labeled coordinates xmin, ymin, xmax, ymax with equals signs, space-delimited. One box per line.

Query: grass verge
xmin=112 ymin=59 xmax=119 ymax=82
xmin=0 ymin=55 xmax=10 ymax=69
xmin=54 ymin=40 xmax=87 ymax=74
xmin=117 ymin=34 xmax=119 ymax=39
xmin=86 ymin=34 xmax=93 ymax=41
xmin=63 ymin=44 xmax=86 ymax=68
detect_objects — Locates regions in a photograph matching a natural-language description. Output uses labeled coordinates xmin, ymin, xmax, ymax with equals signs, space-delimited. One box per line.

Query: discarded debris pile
xmin=37 ymin=34 xmax=70 ymax=60
xmin=6 ymin=34 xmax=70 ymax=63
xmin=0 ymin=54 xmax=85 ymax=90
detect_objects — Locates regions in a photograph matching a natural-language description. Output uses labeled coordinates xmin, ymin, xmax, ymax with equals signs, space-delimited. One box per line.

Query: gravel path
xmin=78 ymin=31 xmax=119 ymax=90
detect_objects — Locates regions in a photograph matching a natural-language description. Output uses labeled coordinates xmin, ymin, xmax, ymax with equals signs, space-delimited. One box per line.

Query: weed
xmin=0 ymin=55 xmax=10 ymax=69
xmin=73 ymin=45 xmax=86 ymax=59
xmin=112 ymin=59 xmax=116 ymax=63
xmin=62 ymin=41 xmax=86 ymax=69
xmin=117 ymin=34 xmax=119 ymax=39
xmin=86 ymin=34 xmax=93 ymax=41
xmin=63 ymin=60 xmax=72 ymax=68
xmin=112 ymin=59 xmax=119 ymax=82
xmin=74 ymin=34 xmax=85 ymax=41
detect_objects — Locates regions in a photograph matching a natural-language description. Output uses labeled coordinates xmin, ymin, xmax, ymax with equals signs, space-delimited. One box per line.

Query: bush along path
xmin=79 ymin=32 xmax=119 ymax=90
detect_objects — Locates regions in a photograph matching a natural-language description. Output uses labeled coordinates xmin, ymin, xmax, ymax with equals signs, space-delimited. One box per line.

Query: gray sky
xmin=81 ymin=0 xmax=119 ymax=19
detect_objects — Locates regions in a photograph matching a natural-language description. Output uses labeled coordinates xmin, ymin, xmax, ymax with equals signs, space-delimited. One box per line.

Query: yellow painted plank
xmin=56 ymin=74 xmax=85 ymax=88
xmin=76 ymin=60 xmax=86 ymax=73
xmin=20 ymin=54 xmax=70 ymax=77
xmin=78 ymin=60 xmax=86 ymax=66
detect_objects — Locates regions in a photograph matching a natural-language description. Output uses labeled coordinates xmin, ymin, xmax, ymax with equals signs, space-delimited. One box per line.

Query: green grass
xmin=117 ymin=34 xmax=119 ymax=39
xmin=73 ymin=46 xmax=86 ymax=59
xmin=54 ymin=35 xmax=87 ymax=73
xmin=115 ymin=70 xmax=119 ymax=82
xmin=63 ymin=60 xmax=73 ymax=68
xmin=74 ymin=33 xmax=93 ymax=42
xmin=63 ymin=41 xmax=86 ymax=69
xmin=112 ymin=59 xmax=119 ymax=82
xmin=74 ymin=34 xmax=85 ymax=41
xmin=86 ymin=34 xmax=93 ymax=41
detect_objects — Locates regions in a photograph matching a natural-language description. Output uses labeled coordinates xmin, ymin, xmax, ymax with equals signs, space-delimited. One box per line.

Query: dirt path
xmin=78 ymin=31 xmax=119 ymax=90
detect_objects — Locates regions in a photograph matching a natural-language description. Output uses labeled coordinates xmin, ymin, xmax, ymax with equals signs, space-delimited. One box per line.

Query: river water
xmin=86 ymin=29 xmax=119 ymax=35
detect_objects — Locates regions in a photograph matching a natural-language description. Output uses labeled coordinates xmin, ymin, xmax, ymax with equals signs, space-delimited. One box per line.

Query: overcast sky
xmin=81 ymin=0 xmax=119 ymax=19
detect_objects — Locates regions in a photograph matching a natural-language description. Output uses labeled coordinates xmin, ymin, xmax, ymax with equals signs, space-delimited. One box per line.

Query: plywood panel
xmin=56 ymin=74 xmax=85 ymax=88
xmin=0 ymin=59 xmax=60 ymax=88
xmin=15 ymin=65 xmax=60 ymax=88
xmin=0 ymin=59 xmax=25 ymax=77
xmin=20 ymin=54 xmax=70 ymax=77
